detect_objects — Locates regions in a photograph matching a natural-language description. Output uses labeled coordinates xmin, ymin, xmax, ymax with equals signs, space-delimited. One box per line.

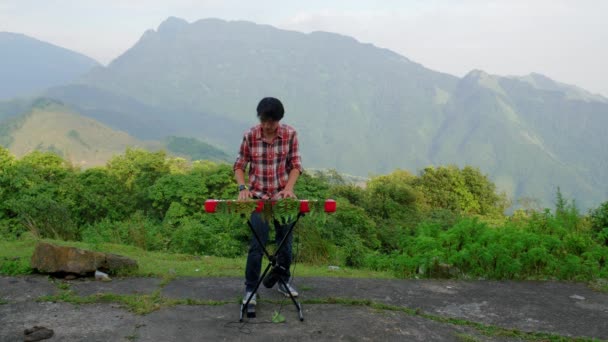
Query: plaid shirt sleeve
xmin=233 ymin=133 xmax=250 ymax=171
xmin=287 ymin=130 xmax=303 ymax=174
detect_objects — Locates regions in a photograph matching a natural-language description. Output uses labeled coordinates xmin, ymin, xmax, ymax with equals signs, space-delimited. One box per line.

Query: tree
xmin=191 ymin=161 xmax=235 ymax=199
xmin=588 ymin=201 xmax=608 ymax=245
xmin=1 ymin=151 xmax=76 ymax=239
xmin=461 ymin=166 xmax=508 ymax=216
xmin=365 ymin=169 xmax=420 ymax=221
xmin=147 ymin=173 xmax=210 ymax=219
xmin=71 ymin=167 xmax=133 ymax=225
xmin=294 ymin=171 xmax=331 ymax=200
xmin=413 ymin=165 xmax=477 ymax=214
xmin=107 ymin=148 xmax=170 ymax=210
xmin=0 ymin=146 xmax=14 ymax=171
xmin=413 ymin=165 xmax=507 ymax=217
xmin=555 ymin=187 xmax=568 ymax=217
xmin=0 ymin=147 xmax=15 ymax=216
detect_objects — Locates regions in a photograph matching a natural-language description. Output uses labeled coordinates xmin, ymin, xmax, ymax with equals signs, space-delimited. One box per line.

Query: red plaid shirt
xmin=233 ymin=124 xmax=303 ymax=199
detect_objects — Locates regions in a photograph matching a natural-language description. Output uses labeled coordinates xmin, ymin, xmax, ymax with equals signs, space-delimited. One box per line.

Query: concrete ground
xmin=1 ymin=275 xmax=607 ymax=341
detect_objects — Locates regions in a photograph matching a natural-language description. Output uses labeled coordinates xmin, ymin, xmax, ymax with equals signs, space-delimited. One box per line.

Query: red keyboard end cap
xmin=325 ymin=199 xmax=336 ymax=213
xmin=204 ymin=199 xmax=218 ymax=213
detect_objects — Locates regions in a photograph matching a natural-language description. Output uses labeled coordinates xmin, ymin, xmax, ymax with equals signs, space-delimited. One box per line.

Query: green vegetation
xmin=0 ymin=101 xmax=163 ymax=167
xmin=38 ymin=289 xmax=230 ymax=315
xmin=0 ymin=257 xmax=31 ymax=275
xmin=0 ymin=236 xmax=390 ymax=279
xmin=1 ymin=147 xmax=607 ymax=284
xmin=0 ymin=99 xmax=231 ymax=168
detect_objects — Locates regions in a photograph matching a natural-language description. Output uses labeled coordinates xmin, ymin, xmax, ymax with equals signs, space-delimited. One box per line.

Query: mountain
xmin=33 ymin=18 xmax=608 ymax=209
xmin=513 ymin=73 xmax=607 ymax=103
xmin=430 ymin=70 xmax=608 ymax=209
xmin=0 ymin=32 xmax=100 ymax=100
xmin=0 ymin=98 xmax=230 ymax=167
xmin=68 ymin=17 xmax=459 ymax=169
xmin=44 ymin=84 xmax=248 ymax=149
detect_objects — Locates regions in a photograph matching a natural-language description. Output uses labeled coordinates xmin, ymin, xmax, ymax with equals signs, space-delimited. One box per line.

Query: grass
xmin=0 ymin=237 xmax=34 ymax=275
xmin=455 ymin=333 xmax=481 ymax=342
xmin=588 ymin=279 xmax=608 ymax=294
xmin=38 ymin=290 xmax=232 ymax=315
xmin=0 ymin=235 xmax=395 ymax=279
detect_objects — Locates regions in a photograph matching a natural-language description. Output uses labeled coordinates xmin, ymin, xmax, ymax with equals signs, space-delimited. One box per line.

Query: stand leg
xmin=240 ymin=263 xmax=273 ymax=320
xmin=240 ymin=212 xmax=305 ymax=322
xmin=277 ymin=277 xmax=304 ymax=321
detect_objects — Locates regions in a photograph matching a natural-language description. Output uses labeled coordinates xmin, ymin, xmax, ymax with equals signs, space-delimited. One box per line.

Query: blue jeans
xmin=245 ymin=211 xmax=294 ymax=291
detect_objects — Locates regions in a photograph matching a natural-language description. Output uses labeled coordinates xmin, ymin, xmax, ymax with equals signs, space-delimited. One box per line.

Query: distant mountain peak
xmin=465 ymin=69 xmax=488 ymax=78
xmin=0 ymin=33 xmax=100 ymax=100
xmin=462 ymin=69 xmax=506 ymax=96
xmin=0 ymin=31 xmax=26 ymax=41
xmin=157 ymin=16 xmax=189 ymax=34
xmin=514 ymin=73 xmax=607 ymax=103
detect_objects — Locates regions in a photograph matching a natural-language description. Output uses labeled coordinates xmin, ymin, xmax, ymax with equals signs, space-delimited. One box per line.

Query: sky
xmin=1 ymin=0 xmax=607 ymax=97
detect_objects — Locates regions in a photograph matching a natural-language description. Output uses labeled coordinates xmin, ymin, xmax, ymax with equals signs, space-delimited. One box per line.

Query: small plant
xmin=0 ymin=257 xmax=32 ymax=275
xmin=271 ymin=310 xmax=286 ymax=323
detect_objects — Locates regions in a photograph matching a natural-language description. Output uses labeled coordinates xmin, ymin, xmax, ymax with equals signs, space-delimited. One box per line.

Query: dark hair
xmin=256 ymin=97 xmax=284 ymax=121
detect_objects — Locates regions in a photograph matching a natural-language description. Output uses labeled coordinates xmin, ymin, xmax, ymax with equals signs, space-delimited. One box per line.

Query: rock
xmin=104 ymin=253 xmax=138 ymax=273
xmin=429 ymin=263 xmax=460 ymax=278
xmin=64 ymin=274 xmax=77 ymax=280
xmin=24 ymin=326 xmax=54 ymax=341
xmin=95 ymin=270 xmax=111 ymax=282
xmin=31 ymin=242 xmax=138 ymax=275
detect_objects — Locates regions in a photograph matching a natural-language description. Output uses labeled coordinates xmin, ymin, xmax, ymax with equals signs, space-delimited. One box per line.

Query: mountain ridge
xmin=0 ymin=32 xmax=100 ymax=100
xmin=1 ymin=17 xmax=606 ymax=209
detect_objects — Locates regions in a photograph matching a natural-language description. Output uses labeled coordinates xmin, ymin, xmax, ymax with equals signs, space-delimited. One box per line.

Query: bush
xmin=294 ymin=217 xmax=334 ymax=265
xmin=169 ymin=216 xmax=244 ymax=257
xmin=81 ymin=212 xmax=168 ymax=251
xmin=589 ymin=201 xmax=608 ymax=245
xmin=7 ymin=192 xmax=77 ymax=240
xmin=364 ymin=215 xmax=608 ymax=281
xmin=0 ymin=257 xmax=32 ymax=276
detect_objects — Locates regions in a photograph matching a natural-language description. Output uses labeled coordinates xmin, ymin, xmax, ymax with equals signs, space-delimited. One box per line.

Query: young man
xmin=233 ymin=97 xmax=303 ymax=305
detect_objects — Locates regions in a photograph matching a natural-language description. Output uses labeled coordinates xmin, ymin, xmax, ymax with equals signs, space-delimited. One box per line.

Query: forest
xmin=1 ymin=146 xmax=607 ymax=281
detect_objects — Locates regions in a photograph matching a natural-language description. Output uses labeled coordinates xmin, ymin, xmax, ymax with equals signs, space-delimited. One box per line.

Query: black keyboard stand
xmin=240 ymin=212 xmax=304 ymax=322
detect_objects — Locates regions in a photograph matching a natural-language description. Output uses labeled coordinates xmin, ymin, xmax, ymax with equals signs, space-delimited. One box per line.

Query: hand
xmin=274 ymin=189 xmax=296 ymax=199
xmin=238 ymin=189 xmax=253 ymax=201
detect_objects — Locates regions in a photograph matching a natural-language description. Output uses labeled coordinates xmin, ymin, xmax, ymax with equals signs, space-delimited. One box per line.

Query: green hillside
xmin=0 ymin=99 xmax=230 ymax=167
xmin=430 ymin=70 xmax=607 ymax=209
